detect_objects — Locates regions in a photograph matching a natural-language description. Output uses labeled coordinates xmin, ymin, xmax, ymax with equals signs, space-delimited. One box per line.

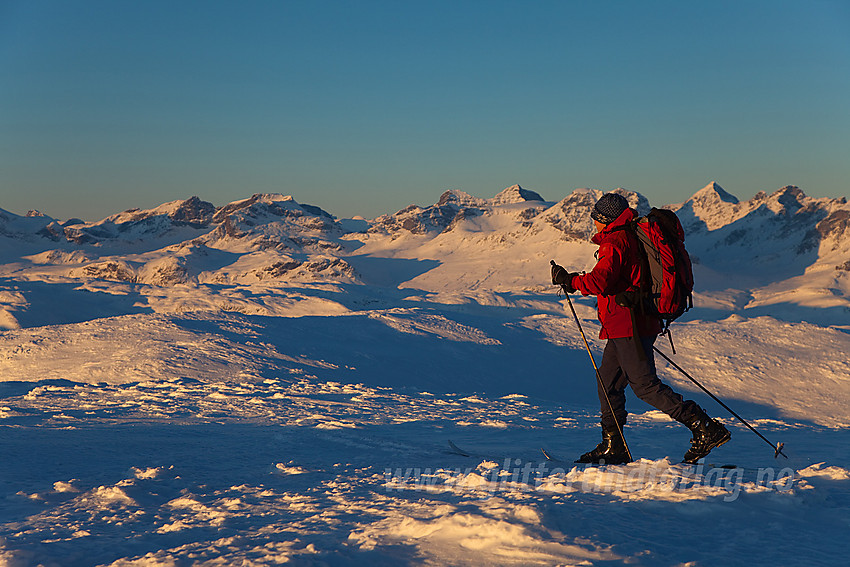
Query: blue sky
xmin=1 ymin=0 xmax=848 ymax=220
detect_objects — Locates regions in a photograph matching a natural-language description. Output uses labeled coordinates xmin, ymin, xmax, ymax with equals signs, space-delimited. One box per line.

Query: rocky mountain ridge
xmin=1 ymin=183 xmax=848 ymax=293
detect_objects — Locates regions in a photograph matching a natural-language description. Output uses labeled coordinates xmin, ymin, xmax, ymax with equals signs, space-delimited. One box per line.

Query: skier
xmin=551 ymin=192 xmax=731 ymax=464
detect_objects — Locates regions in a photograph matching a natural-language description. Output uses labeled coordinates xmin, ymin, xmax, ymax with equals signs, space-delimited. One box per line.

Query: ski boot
xmin=576 ymin=427 xmax=631 ymax=465
xmin=682 ymin=410 xmax=731 ymax=464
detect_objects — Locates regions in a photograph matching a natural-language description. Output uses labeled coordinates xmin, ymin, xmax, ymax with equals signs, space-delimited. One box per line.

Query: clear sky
xmin=1 ymin=0 xmax=848 ymax=220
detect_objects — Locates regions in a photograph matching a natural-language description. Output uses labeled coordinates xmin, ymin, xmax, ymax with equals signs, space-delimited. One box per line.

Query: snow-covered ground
xmin=2 ymin=185 xmax=850 ymax=565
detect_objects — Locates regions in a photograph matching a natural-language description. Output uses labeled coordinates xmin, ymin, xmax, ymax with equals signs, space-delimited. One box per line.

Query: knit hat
xmin=591 ymin=193 xmax=629 ymax=225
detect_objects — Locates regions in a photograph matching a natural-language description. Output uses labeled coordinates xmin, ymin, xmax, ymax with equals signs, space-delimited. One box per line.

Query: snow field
xmin=1 ymin=294 xmax=849 ymax=565
xmin=2 ymin=375 xmax=847 ymax=566
xmin=2 ymin=183 xmax=850 ymax=564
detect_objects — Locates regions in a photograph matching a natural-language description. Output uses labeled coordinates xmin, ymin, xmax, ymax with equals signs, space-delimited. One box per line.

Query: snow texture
xmin=1 ymin=184 xmax=849 ymax=565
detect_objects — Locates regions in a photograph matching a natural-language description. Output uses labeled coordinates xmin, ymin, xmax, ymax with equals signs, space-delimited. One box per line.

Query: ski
xmin=544 ymin=448 xmax=755 ymax=472
xmin=447 ymin=440 xmax=537 ymax=464
xmin=701 ymin=463 xmax=738 ymax=470
xmin=543 ymin=447 xmax=634 ymax=466
xmin=447 ymin=439 xmax=471 ymax=457
xmin=680 ymin=462 xmax=768 ymax=474
xmin=541 ymin=448 xmax=568 ymax=463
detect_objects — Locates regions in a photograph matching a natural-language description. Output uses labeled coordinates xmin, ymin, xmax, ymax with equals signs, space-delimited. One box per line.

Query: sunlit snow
xmin=1 ymin=184 xmax=849 ymax=565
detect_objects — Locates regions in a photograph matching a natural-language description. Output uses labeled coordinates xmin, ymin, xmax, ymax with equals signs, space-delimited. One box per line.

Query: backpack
xmin=615 ymin=208 xmax=694 ymax=351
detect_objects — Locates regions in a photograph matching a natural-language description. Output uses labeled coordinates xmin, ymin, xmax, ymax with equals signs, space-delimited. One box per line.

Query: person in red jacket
xmin=551 ymin=192 xmax=730 ymax=464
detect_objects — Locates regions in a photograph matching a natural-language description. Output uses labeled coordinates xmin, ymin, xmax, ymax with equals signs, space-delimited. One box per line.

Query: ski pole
xmin=652 ymin=346 xmax=788 ymax=459
xmin=552 ymin=263 xmax=632 ymax=462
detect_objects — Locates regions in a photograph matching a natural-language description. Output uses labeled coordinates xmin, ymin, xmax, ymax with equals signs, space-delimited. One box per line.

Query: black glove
xmin=550 ymin=261 xmax=578 ymax=293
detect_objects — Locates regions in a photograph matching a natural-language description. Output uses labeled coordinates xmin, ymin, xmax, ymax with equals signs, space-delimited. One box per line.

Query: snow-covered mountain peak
xmin=0 ymin=207 xmax=56 ymax=240
xmin=757 ymin=185 xmax=822 ymax=217
xmin=668 ymin=184 xmax=850 ymax=289
xmin=105 ymin=196 xmax=216 ymax=227
xmin=537 ymin=188 xmax=651 ymax=242
xmin=370 ymin=190 xmax=488 ymax=236
xmin=678 ymin=184 xmax=846 ymax=234
xmin=670 ymin=182 xmax=739 ymax=228
xmin=674 ymin=183 xmax=748 ymax=232
xmin=609 ymin=188 xmax=651 ymax=215
xmin=214 ymin=193 xmax=290 ymax=220
xmin=219 ymin=193 xmax=297 ymax=209
xmin=692 ymin=182 xmax=739 ymax=206
xmin=44 ymin=197 xmax=218 ymax=247
xmin=435 ymin=190 xmax=487 ymax=208
xmin=0 ymin=207 xmax=42 ymax=225
xmin=212 ymin=193 xmax=335 ymax=225
xmin=489 ymin=184 xmax=545 ymax=206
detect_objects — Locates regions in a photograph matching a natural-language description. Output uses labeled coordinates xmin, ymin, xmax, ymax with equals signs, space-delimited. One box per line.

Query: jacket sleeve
xmin=573 ymin=239 xmax=624 ymax=296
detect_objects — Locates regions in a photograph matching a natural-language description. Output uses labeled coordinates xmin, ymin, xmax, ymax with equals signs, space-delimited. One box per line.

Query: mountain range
xmin=1 ymin=182 xmax=848 ymax=328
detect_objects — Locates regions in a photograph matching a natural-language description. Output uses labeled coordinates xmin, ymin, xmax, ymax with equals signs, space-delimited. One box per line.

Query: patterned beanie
xmin=591 ymin=193 xmax=629 ymax=225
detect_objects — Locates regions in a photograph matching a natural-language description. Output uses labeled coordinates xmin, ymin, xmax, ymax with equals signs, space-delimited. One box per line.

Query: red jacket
xmin=572 ymin=208 xmax=662 ymax=339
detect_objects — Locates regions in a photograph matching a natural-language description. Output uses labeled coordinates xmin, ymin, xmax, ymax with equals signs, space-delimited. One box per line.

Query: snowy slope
xmin=2 ymin=305 xmax=849 ymax=566
xmin=2 ymin=183 xmax=850 ymax=565
xmin=1 ymin=306 xmax=848 ymax=565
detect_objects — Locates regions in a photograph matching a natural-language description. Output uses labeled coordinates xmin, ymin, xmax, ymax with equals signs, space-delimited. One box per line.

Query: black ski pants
xmin=597 ymin=335 xmax=698 ymax=431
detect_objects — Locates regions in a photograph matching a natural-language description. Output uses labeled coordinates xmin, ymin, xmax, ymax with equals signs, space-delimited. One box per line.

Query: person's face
xmin=594 ymin=220 xmax=606 ymax=233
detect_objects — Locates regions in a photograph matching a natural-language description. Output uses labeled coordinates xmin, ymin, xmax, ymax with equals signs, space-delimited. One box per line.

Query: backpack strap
xmin=612 ymin=219 xmax=654 ymax=310
xmin=613 ymin=218 xmax=658 ymax=361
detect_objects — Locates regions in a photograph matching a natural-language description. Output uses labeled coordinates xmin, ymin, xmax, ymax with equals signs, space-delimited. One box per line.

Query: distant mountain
xmin=370 ymin=185 xmax=545 ymax=236
xmin=1 ymin=194 xmax=355 ymax=286
xmin=532 ymin=188 xmax=652 ymax=242
xmin=671 ymin=182 xmax=850 ymax=276
xmin=104 ymin=196 xmax=216 ymax=227
xmin=0 ymin=207 xmax=55 ymax=239
xmin=489 ymin=184 xmax=545 ymax=205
